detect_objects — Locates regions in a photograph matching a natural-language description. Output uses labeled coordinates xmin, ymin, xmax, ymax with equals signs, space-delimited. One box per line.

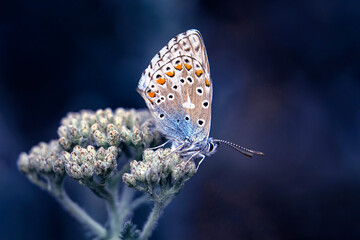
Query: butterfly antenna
xmin=213 ymin=139 xmax=264 ymax=158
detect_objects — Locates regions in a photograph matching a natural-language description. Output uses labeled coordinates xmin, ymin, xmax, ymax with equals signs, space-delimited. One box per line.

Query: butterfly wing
xmin=138 ymin=29 xmax=213 ymax=146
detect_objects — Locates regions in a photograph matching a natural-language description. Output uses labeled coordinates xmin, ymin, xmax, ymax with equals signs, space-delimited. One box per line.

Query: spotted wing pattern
xmin=137 ymin=29 xmax=213 ymax=147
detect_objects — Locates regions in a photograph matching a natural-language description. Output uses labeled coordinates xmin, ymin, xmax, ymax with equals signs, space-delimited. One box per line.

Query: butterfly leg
xmin=148 ymin=140 xmax=170 ymax=150
xmin=184 ymin=151 xmax=205 ymax=172
xmin=195 ymin=154 xmax=206 ymax=172
xmin=162 ymin=142 xmax=185 ymax=159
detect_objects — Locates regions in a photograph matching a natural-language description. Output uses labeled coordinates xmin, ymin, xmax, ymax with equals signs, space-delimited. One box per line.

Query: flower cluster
xmin=123 ymin=148 xmax=197 ymax=201
xmin=17 ymin=140 xmax=64 ymax=176
xmin=18 ymin=108 xmax=163 ymax=183
xmin=63 ymin=145 xmax=119 ymax=180
xmin=17 ymin=108 xmax=200 ymax=240
xmin=57 ymin=108 xmax=161 ymax=151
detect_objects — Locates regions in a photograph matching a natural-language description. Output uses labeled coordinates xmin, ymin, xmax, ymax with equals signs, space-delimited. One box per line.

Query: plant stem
xmin=140 ymin=200 xmax=167 ymax=240
xmin=26 ymin=173 xmax=48 ymax=191
xmin=117 ymin=187 xmax=135 ymax=226
xmin=106 ymin=194 xmax=121 ymax=240
xmin=130 ymin=195 xmax=150 ymax=210
xmin=51 ymin=183 xmax=107 ymax=238
xmin=108 ymin=163 xmax=130 ymax=187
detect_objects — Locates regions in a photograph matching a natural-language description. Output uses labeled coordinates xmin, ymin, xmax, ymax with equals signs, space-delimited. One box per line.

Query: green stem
xmin=109 ymin=163 xmax=130 ymax=187
xmin=140 ymin=201 xmax=167 ymax=240
xmin=26 ymin=173 xmax=48 ymax=191
xmin=51 ymin=182 xmax=107 ymax=238
xmin=106 ymin=194 xmax=121 ymax=240
xmin=130 ymin=195 xmax=150 ymax=210
xmin=84 ymin=178 xmax=112 ymax=201
xmin=117 ymin=187 xmax=135 ymax=227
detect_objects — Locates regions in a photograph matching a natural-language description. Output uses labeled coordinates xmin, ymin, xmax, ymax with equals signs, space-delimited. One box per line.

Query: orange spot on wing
xmin=205 ymin=78 xmax=210 ymax=87
xmin=184 ymin=63 xmax=192 ymax=70
xmin=156 ymin=78 xmax=166 ymax=85
xmin=148 ymin=99 xmax=154 ymax=105
xmin=195 ymin=69 xmax=203 ymax=77
xmin=166 ymin=71 xmax=175 ymax=77
xmin=147 ymin=92 xmax=156 ymax=98
xmin=175 ymin=64 xmax=182 ymax=70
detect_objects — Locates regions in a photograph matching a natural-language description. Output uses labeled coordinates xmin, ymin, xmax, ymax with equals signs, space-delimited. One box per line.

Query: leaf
xmin=120 ymin=221 xmax=140 ymax=240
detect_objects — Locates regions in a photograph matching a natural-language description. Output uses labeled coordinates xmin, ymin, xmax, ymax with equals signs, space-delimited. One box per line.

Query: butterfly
xmin=137 ymin=29 xmax=263 ymax=169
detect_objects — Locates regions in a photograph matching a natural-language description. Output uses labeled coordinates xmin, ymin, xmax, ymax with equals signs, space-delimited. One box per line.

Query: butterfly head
xmin=203 ymin=138 xmax=220 ymax=156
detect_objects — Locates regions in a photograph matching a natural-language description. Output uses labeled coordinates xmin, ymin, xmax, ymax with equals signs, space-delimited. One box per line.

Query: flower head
xmin=18 ymin=108 xmax=164 ymax=183
xmin=17 ymin=140 xmax=64 ymax=176
xmin=58 ymin=108 xmax=162 ymax=151
xmin=123 ymin=148 xmax=196 ymax=202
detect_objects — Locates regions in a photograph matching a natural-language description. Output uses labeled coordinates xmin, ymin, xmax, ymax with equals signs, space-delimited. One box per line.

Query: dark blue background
xmin=1 ymin=0 xmax=359 ymax=239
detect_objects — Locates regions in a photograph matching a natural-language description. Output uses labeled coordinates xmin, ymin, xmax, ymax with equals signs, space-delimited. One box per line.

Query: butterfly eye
xmin=209 ymin=143 xmax=214 ymax=152
xmin=202 ymin=100 xmax=209 ymax=108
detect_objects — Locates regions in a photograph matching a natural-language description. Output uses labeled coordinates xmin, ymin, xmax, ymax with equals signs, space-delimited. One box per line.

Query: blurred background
xmin=0 ymin=0 xmax=359 ymax=239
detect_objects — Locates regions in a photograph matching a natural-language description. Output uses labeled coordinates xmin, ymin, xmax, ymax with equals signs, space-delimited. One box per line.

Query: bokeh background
xmin=1 ymin=0 xmax=359 ymax=239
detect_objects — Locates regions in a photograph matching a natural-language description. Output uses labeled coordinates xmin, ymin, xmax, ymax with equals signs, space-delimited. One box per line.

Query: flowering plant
xmin=18 ymin=108 xmax=196 ymax=240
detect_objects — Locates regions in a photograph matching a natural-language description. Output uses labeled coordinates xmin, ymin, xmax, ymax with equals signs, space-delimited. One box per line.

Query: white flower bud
xmin=171 ymin=165 xmax=184 ymax=183
xmin=17 ymin=153 xmax=31 ymax=173
xmin=93 ymin=130 xmax=107 ymax=147
xmin=91 ymin=123 xmax=99 ymax=133
xmin=70 ymin=164 xmax=82 ymax=179
xmin=98 ymin=117 xmax=108 ymax=130
xmin=185 ymin=161 xmax=196 ymax=178
xmin=123 ymin=173 xmax=137 ymax=187
xmin=106 ymin=123 xmax=116 ymax=133
xmin=119 ymin=126 xmax=132 ymax=143
xmin=59 ymin=137 xmax=71 ymax=150
xmin=96 ymin=147 xmax=106 ymax=160
xmin=71 ymin=151 xmax=81 ymax=165
xmin=40 ymin=155 xmax=53 ymax=173
xmin=89 ymin=115 xmax=97 ymax=125
xmin=81 ymin=163 xmax=94 ymax=178
xmin=146 ymin=167 xmax=159 ymax=184
xmin=95 ymin=160 xmax=108 ymax=175
xmin=68 ymin=125 xmax=81 ymax=143
xmin=61 ymin=151 xmax=71 ymax=163
xmin=52 ymin=158 xmax=65 ymax=175
xmin=107 ymin=146 xmax=118 ymax=156
xmin=104 ymin=153 xmax=115 ymax=165
xmin=84 ymin=153 xmax=94 ymax=165
xmin=107 ymin=129 xmax=120 ymax=146
xmin=80 ymin=120 xmax=90 ymax=138
xmin=133 ymin=162 xmax=146 ymax=182
xmin=57 ymin=126 xmax=67 ymax=138
xmin=86 ymin=145 xmax=96 ymax=157
xmin=131 ymin=127 xmax=142 ymax=145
